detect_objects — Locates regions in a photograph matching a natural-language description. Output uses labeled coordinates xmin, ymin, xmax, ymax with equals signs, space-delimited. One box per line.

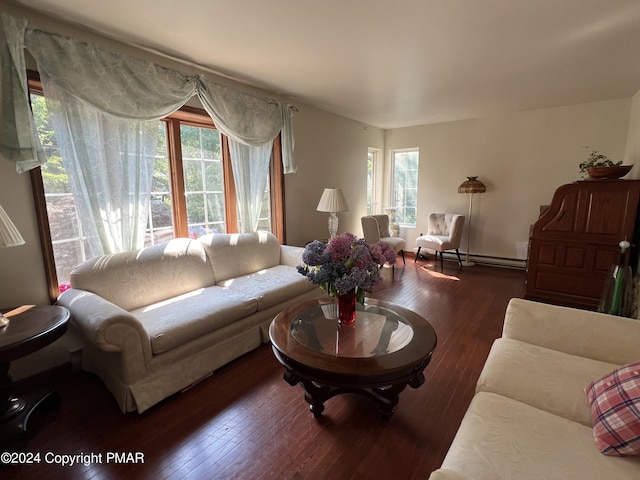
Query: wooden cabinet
xmin=525 ymin=179 xmax=640 ymax=310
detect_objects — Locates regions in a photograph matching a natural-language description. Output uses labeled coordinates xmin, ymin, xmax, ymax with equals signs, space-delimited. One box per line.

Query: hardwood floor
xmin=7 ymin=256 xmax=525 ymax=480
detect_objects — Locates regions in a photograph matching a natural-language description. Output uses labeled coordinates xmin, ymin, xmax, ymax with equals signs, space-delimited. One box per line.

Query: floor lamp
xmin=458 ymin=176 xmax=486 ymax=267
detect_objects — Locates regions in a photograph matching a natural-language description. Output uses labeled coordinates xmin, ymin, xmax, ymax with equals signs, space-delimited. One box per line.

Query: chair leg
xmin=440 ymin=251 xmax=444 ymax=270
xmin=400 ymin=250 xmax=405 ymax=264
xmin=415 ymin=247 xmax=421 ymax=262
xmin=455 ymin=249 xmax=462 ymax=266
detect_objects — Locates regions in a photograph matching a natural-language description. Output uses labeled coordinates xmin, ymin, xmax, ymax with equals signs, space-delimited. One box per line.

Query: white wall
xmin=285 ymin=107 xmax=384 ymax=247
xmin=385 ymin=99 xmax=632 ymax=262
xmin=624 ymin=88 xmax=640 ymax=176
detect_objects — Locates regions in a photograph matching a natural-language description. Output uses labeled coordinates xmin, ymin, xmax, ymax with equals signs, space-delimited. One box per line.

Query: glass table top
xmin=290 ymin=302 xmax=414 ymax=358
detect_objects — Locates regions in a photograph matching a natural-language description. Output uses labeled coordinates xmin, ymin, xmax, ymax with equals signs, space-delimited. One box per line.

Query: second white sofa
xmin=430 ymin=298 xmax=640 ymax=480
xmin=58 ymin=232 xmax=324 ymax=413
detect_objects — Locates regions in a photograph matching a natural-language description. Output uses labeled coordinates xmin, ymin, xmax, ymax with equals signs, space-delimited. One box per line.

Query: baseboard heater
xmin=440 ymin=252 xmax=527 ymax=269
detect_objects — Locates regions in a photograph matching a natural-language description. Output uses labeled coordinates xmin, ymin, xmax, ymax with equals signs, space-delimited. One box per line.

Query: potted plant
xmin=579 ymin=150 xmax=632 ymax=179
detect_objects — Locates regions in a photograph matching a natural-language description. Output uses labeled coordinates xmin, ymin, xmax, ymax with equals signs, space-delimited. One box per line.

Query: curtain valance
xmin=25 ymin=28 xmax=199 ymax=121
xmin=0 ymin=13 xmax=296 ymax=173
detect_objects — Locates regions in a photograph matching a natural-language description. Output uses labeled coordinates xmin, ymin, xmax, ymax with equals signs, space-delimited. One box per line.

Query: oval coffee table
xmin=269 ymin=297 xmax=437 ymax=417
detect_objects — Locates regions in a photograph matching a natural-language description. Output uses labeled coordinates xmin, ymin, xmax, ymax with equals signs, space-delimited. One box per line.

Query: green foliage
xmin=579 ymin=150 xmax=622 ymax=172
xmin=31 ymin=95 xmax=70 ymax=194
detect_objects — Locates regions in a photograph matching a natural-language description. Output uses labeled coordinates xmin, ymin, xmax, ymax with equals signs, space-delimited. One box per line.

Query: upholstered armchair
xmin=415 ymin=213 xmax=465 ymax=270
xmin=361 ymin=215 xmax=406 ymax=270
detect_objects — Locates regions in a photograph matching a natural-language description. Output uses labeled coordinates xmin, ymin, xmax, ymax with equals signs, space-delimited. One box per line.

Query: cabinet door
xmin=525 ymin=180 xmax=640 ymax=310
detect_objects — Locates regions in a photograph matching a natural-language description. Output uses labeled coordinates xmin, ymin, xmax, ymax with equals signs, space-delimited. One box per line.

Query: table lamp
xmin=316 ymin=188 xmax=349 ymax=239
xmin=0 ymin=204 xmax=25 ymax=327
xmin=457 ymin=176 xmax=486 ymax=266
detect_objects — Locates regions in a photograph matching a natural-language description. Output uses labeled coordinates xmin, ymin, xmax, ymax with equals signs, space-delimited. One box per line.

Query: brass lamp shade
xmin=457 ymin=176 xmax=487 ymax=194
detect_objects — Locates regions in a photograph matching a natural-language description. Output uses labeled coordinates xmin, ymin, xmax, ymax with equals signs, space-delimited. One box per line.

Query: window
xmin=366 ymin=148 xmax=382 ymax=215
xmin=179 ymin=123 xmax=227 ymax=237
xmin=146 ymin=122 xmax=174 ymax=245
xmin=29 ymin=74 xmax=284 ymax=298
xmin=391 ymin=149 xmax=419 ymax=226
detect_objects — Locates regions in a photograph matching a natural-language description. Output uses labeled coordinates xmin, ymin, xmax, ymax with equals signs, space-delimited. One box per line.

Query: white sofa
xmin=57 ymin=232 xmax=324 ymax=413
xmin=430 ymin=298 xmax=640 ymax=480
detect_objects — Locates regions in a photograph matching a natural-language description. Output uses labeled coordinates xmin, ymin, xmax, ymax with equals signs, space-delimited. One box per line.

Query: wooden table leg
xmin=0 ymin=362 xmax=26 ymax=422
xmin=0 ymin=361 xmax=60 ymax=451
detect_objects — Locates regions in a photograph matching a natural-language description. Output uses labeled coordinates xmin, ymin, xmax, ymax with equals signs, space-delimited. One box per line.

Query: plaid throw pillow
xmin=585 ymin=360 xmax=640 ymax=456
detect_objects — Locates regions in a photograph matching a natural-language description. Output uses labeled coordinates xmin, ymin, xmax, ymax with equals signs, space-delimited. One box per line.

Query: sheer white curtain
xmin=0 ymin=13 xmax=298 ymax=247
xmin=197 ymin=81 xmax=296 ymax=231
xmin=43 ymin=82 xmax=158 ymax=255
xmin=229 ymin=140 xmax=272 ymax=232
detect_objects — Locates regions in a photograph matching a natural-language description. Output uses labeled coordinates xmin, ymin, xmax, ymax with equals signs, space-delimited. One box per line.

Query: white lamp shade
xmin=0 ymin=205 xmax=25 ymax=248
xmin=316 ymin=188 xmax=349 ymax=213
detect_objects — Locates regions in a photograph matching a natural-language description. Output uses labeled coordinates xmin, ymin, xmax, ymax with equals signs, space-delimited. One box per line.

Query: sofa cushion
xmin=416 ymin=234 xmax=450 ymax=251
xmin=199 ymin=232 xmax=282 ymax=283
xmin=476 ymin=338 xmax=619 ymax=426
xmin=132 ymin=285 xmax=257 ymax=355
xmin=585 ymin=360 xmax=640 ymax=456
xmin=69 ymin=238 xmax=215 ymax=312
xmin=502 ymin=298 xmax=640 ymax=366
xmin=440 ymin=392 xmax=640 ymax=480
xmin=217 ymin=265 xmax=318 ymax=311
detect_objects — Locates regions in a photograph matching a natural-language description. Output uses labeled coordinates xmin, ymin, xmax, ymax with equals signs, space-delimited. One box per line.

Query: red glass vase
xmin=337 ymin=289 xmax=357 ymax=325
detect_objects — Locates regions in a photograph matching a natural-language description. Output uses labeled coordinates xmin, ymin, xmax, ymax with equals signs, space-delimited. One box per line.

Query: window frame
xmin=27 ymin=71 xmax=285 ymax=302
xmin=164 ymin=106 xmax=239 ymax=236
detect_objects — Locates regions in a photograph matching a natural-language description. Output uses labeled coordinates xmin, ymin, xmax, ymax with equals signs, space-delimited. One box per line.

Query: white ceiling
xmin=13 ymin=0 xmax=640 ymax=129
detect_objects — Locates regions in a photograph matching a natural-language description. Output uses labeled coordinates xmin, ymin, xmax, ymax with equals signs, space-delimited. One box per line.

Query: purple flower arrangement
xmin=298 ymin=232 xmax=396 ymax=304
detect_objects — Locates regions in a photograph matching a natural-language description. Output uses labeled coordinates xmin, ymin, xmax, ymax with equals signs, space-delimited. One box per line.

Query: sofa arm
xmin=57 ymin=288 xmax=152 ymax=363
xmin=503 ymin=298 xmax=640 ymax=365
xmin=428 ymin=469 xmax=475 ymax=480
xmin=280 ymin=244 xmax=305 ymax=268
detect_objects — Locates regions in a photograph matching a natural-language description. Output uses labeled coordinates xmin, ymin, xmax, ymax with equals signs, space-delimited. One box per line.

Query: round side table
xmin=0 ymin=305 xmax=69 ymax=451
